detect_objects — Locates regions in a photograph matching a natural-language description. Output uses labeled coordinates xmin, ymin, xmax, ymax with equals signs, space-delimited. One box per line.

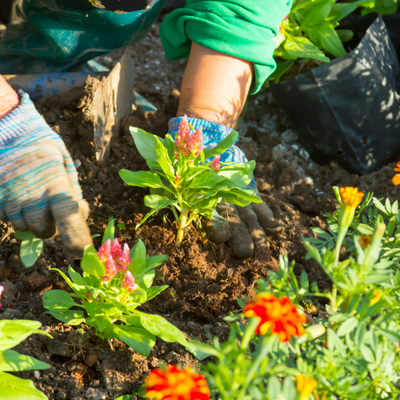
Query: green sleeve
xmin=159 ymin=0 xmax=293 ymax=94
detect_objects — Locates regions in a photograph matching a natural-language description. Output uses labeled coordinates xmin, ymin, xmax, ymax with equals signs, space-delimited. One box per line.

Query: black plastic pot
xmin=269 ymin=14 xmax=400 ymax=174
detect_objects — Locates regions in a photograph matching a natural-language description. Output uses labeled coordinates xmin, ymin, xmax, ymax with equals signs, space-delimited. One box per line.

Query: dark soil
xmin=1 ymin=20 xmax=400 ymax=400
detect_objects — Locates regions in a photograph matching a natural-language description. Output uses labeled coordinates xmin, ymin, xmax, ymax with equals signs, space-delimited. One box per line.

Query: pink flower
xmin=103 ymin=254 xmax=118 ymax=283
xmin=0 ymin=285 xmax=4 ymax=308
xmin=121 ymin=271 xmax=138 ymax=292
xmin=97 ymin=239 xmax=111 ymax=263
xmin=210 ymin=155 xmax=221 ymax=171
xmin=175 ymin=115 xmax=191 ymax=158
xmin=118 ymin=243 xmax=130 ymax=271
xmin=175 ymin=173 xmax=181 ymax=186
xmin=189 ymin=126 xmax=203 ymax=157
xmin=111 ymin=238 xmax=122 ymax=260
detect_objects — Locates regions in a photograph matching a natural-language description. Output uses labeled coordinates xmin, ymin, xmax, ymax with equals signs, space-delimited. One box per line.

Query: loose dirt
xmin=1 ymin=20 xmax=400 ymax=400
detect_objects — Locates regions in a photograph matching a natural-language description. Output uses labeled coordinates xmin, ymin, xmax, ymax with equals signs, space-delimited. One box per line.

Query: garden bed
xmin=1 ymin=22 xmax=400 ymax=400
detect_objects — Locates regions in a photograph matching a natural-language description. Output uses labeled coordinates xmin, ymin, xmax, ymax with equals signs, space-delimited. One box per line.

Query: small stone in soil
xmin=0 ymin=281 xmax=16 ymax=307
xmin=25 ymin=273 xmax=52 ymax=293
xmin=86 ymin=388 xmax=106 ymax=400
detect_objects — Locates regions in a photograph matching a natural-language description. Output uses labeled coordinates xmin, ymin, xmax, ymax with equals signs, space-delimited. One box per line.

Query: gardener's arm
xmin=0 ymin=75 xmax=92 ymax=257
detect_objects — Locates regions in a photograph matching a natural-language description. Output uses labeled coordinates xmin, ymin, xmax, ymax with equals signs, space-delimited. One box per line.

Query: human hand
xmin=168 ymin=116 xmax=283 ymax=259
xmin=0 ymin=91 xmax=92 ymax=257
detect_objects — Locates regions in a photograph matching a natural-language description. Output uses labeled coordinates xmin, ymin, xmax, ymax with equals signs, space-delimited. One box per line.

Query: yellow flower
xmin=338 ymin=187 xmax=363 ymax=228
xmin=89 ymin=0 xmax=106 ymax=9
xmin=296 ymin=375 xmax=317 ymax=400
xmin=370 ymin=290 xmax=381 ymax=306
xmin=359 ymin=234 xmax=372 ymax=250
xmin=339 ymin=187 xmax=364 ymax=209
xmin=392 ymin=162 xmax=400 ymax=185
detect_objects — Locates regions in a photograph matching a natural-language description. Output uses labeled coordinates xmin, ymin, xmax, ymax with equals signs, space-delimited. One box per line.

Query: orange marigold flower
xmin=339 ymin=187 xmax=363 ymax=209
xmin=243 ymin=293 xmax=307 ymax=343
xmin=296 ymin=375 xmax=317 ymax=400
xmin=392 ymin=162 xmax=400 ymax=185
xmin=359 ymin=234 xmax=372 ymax=250
xmin=145 ymin=365 xmax=210 ymax=400
xmin=370 ymin=290 xmax=381 ymax=306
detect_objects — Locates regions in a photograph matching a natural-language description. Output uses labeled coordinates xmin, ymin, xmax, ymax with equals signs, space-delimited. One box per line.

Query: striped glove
xmin=0 ymin=91 xmax=92 ymax=257
xmin=168 ymin=117 xmax=283 ymax=259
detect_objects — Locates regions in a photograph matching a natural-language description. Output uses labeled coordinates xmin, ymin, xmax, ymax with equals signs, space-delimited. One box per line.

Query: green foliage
xmin=0 ymin=320 xmax=51 ymax=399
xmin=268 ymin=0 xmax=376 ymax=83
xmin=119 ymin=126 xmax=260 ymax=246
xmin=14 ymin=231 xmax=43 ymax=268
xmin=198 ymin=188 xmax=400 ymax=399
xmin=43 ymin=220 xmax=205 ymax=359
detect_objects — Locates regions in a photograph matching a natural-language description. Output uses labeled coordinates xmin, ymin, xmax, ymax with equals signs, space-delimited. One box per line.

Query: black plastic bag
xmin=269 ymin=14 xmax=400 ymax=175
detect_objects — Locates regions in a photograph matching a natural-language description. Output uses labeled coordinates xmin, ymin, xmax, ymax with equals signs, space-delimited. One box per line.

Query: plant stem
xmin=334 ymin=227 xmax=347 ymax=267
xmin=176 ymin=207 xmax=190 ymax=248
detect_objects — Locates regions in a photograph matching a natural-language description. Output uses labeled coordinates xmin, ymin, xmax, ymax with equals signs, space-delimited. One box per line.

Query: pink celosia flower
xmin=0 ymin=285 xmax=4 ymax=308
xmin=97 ymin=239 xmax=111 ymax=263
xmin=121 ymin=271 xmax=137 ymax=292
xmin=175 ymin=115 xmax=191 ymax=158
xmin=103 ymin=254 xmax=118 ymax=283
xmin=118 ymin=243 xmax=130 ymax=271
xmin=111 ymin=238 xmax=122 ymax=260
xmin=189 ymin=126 xmax=203 ymax=157
xmin=210 ymin=154 xmax=221 ymax=171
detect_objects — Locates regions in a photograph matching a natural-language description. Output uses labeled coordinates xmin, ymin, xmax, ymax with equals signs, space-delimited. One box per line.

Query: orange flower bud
xmin=370 ymin=290 xmax=381 ymax=306
xmin=339 ymin=187 xmax=363 ymax=209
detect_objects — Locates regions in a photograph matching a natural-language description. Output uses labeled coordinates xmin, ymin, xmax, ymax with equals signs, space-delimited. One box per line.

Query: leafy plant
xmin=183 ymin=187 xmax=400 ymax=399
xmin=119 ymin=116 xmax=261 ymax=247
xmin=14 ymin=231 xmax=43 ymax=268
xmin=43 ymin=219 xmax=204 ymax=359
xmin=0 ymin=285 xmax=51 ymax=400
xmin=268 ymin=0 xmax=375 ymax=83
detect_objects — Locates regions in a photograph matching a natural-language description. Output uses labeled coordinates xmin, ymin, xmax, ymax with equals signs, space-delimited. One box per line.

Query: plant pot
xmin=269 ymin=14 xmax=400 ymax=175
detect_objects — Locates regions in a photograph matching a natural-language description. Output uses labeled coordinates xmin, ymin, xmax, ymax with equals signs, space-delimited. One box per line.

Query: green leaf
xmin=372 ymin=198 xmax=389 ymax=215
xmin=14 ymin=231 xmax=43 ymax=268
xmin=0 ymin=372 xmax=48 ymax=400
xmin=154 ymin=139 xmax=175 ymax=183
xmin=0 ymin=320 xmax=50 ymax=351
xmin=0 ymin=350 xmax=49 ymax=372
xmin=337 ymin=317 xmax=358 ymax=336
xmin=68 ymin=266 xmax=89 ymax=287
xmin=189 ymin=171 xmax=226 ymax=189
xmin=284 ymin=35 xmax=330 ymax=62
xmin=145 ymin=255 xmax=169 ymax=272
xmin=144 ymin=195 xmax=177 ymax=211
xmin=267 ymin=59 xmax=295 ymax=84
xmin=86 ymin=315 xmax=112 ymax=332
xmin=359 ymin=343 xmax=375 ymax=363
xmin=331 ymin=0 xmax=374 ymax=21
xmin=356 ymin=224 xmax=374 ymax=235
xmin=305 ymin=22 xmax=346 ymax=58
xmin=375 ymin=326 xmax=400 ymax=343
xmin=301 ymin=0 xmax=332 ymax=26
xmin=336 ymin=29 xmax=354 ymax=43
xmin=203 ymin=131 xmax=239 ymax=159
xmin=267 ymin=375 xmax=282 ymax=400
xmin=102 ymin=218 xmax=116 ymax=244
xmin=130 ymin=127 xmax=161 ymax=166
xmin=164 ymin=134 xmax=176 ymax=162
xmin=129 ymin=239 xmax=147 ymax=277
xmin=146 ymin=285 xmax=168 ymax=301
xmin=119 ymin=170 xmax=165 ymax=189
xmin=81 ymin=252 xmax=106 ymax=284
xmin=300 ymin=270 xmax=309 ymax=290
xmin=47 ymin=310 xmax=85 ymax=325
xmin=43 ymin=290 xmax=79 ymax=312
xmin=103 ymin=324 xmax=156 ymax=356
xmin=217 ymin=161 xmax=256 ymax=189
xmin=133 ymin=311 xmax=203 ymax=359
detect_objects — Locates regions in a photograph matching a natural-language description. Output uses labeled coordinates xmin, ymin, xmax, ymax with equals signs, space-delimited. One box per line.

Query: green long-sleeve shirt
xmin=159 ymin=0 xmax=293 ymax=94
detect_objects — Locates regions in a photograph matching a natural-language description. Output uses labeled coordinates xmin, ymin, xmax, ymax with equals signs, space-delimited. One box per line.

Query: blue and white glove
xmin=0 ymin=91 xmax=92 ymax=257
xmin=168 ymin=117 xmax=283 ymax=259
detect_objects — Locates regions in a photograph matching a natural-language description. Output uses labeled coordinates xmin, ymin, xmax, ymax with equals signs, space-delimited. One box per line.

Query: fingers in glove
xmin=236 ymin=205 xmax=269 ymax=251
xmin=2 ymin=202 xmax=28 ymax=232
xmin=22 ymin=199 xmax=56 ymax=238
xmin=48 ymin=171 xmax=93 ymax=258
xmin=217 ymin=203 xmax=254 ymax=259
xmin=251 ymin=202 xmax=284 ymax=235
xmin=206 ymin=209 xmax=231 ymax=244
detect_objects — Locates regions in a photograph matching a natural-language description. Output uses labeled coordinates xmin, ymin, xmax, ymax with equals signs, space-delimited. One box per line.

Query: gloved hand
xmin=0 ymin=91 xmax=92 ymax=257
xmin=168 ymin=116 xmax=283 ymax=259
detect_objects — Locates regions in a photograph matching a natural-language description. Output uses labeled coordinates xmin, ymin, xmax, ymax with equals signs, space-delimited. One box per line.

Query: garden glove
xmin=0 ymin=91 xmax=92 ymax=258
xmin=168 ymin=117 xmax=283 ymax=259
